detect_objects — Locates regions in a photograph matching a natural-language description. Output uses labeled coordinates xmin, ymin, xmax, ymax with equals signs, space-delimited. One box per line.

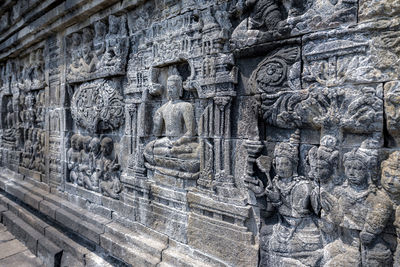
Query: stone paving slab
xmin=0 ymin=224 xmax=43 ymax=267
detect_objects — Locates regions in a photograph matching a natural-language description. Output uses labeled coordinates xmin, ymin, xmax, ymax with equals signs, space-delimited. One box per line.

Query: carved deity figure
xmin=69 ymin=32 xmax=82 ymax=75
xmin=144 ymin=74 xmax=199 ymax=174
xmin=80 ymin=28 xmax=96 ymax=74
xmin=384 ymin=82 xmax=400 ymax=145
xmin=79 ymin=136 xmax=92 ymax=187
xmin=323 ymin=139 xmax=379 ymax=267
xmin=24 ymin=94 xmax=36 ymax=128
xmin=84 ymin=137 xmax=101 ymax=191
xmin=103 ymin=15 xmax=127 ymax=66
xmin=252 ymin=130 xmax=323 ymax=266
xmin=32 ymin=49 xmax=44 ymax=88
xmin=2 ymin=102 xmax=16 ymax=142
xmin=99 ymin=137 xmax=122 ymax=199
xmin=22 ymin=129 xmax=33 ymax=168
xmin=28 ymin=130 xmax=39 ymax=169
xmin=93 ymin=20 xmax=107 ymax=66
xmin=32 ymin=130 xmax=45 ymax=173
xmin=308 ymin=135 xmax=339 ymax=245
xmin=358 ymin=151 xmax=400 ymax=266
xmin=67 ymin=134 xmax=82 ymax=184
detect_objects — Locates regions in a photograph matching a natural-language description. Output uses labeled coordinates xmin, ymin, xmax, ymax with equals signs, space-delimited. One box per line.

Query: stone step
xmin=0 ymin=170 xmax=165 ymax=266
xmin=104 ymin=221 xmax=167 ymax=257
xmin=0 ymin=173 xmax=109 ymax=245
xmin=100 ymin=232 xmax=160 ymax=266
xmin=0 ymin=189 xmax=113 ymax=267
xmin=2 ymin=210 xmax=62 ymax=267
xmin=8 ymin=175 xmax=111 ymax=230
xmin=160 ymin=241 xmax=226 ymax=267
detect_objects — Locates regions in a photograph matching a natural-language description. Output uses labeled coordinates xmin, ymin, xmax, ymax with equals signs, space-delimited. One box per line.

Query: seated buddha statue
xmin=144 ymin=74 xmax=199 ymax=175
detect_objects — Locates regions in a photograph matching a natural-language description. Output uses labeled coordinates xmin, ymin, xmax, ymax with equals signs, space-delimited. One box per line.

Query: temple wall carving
xmin=0 ymin=0 xmax=399 ymax=266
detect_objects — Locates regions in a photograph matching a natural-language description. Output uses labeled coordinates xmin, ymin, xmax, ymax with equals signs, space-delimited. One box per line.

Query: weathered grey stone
xmin=1 ymin=0 xmax=400 ymax=266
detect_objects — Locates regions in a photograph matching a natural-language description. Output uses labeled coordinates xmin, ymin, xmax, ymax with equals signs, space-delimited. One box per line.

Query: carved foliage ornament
xmin=71 ymin=79 xmax=124 ymax=133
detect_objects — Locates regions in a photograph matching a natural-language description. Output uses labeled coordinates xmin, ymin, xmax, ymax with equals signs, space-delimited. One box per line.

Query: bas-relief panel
xmin=1 ymin=0 xmax=400 ymax=266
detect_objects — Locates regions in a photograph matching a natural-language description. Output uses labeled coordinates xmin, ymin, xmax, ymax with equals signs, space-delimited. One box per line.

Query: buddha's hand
xmin=173 ymin=136 xmax=196 ymax=146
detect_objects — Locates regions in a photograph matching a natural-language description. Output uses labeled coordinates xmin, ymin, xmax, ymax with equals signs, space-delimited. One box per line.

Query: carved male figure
xmin=3 ymin=101 xmax=16 ymax=142
xmin=85 ymin=137 xmax=101 ymax=191
xmin=308 ymin=135 xmax=339 ymax=245
xmin=324 ymin=139 xmax=379 ymax=267
xmin=69 ymin=32 xmax=82 ymax=74
xmin=103 ymin=15 xmax=127 ymax=66
xmin=80 ymin=28 xmax=96 ymax=73
xmin=22 ymin=129 xmax=33 ymax=168
xmin=93 ymin=20 xmax=106 ymax=66
xmin=99 ymin=137 xmax=121 ymax=199
xmin=67 ymin=134 xmax=82 ymax=184
xmin=360 ymin=151 xmax=400 ymax=266
xmin=384 ymin=82 xmax=400 ymax=145
xmin=254 ymin=130 xmax=323 ymax=266
xmin=79 ymin=135 xmax=92 ymax=187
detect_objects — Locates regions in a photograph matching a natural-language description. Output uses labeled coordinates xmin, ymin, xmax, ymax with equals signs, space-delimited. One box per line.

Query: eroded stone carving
xmin=66 ymin=14 xmax=128 ymax=83
xmin=2 ymin=1 xmax=400 ymax=267
xmin=67 ymin=134 xmax=122 ymax=199
xmin=71 ymin=79 xmax=124 ymax=133
xmin=247 ymin=130 xmax=323 ymax=266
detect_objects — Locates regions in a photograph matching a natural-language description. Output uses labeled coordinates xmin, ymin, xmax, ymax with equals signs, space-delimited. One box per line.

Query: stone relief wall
xmin=0 ymin=0 xmax=399 ymax=266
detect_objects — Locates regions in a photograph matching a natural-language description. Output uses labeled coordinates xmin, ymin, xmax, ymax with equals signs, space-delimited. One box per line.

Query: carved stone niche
xmin=66 ymin=14 xmax=129 ymax=83
xmin=230 ymin=0 xmax=357 ymax=50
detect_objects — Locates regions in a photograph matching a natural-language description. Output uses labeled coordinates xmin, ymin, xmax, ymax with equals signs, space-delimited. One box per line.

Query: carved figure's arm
xmin=361 ymin=195 xmax=392 ymax=245
xmin=183 ymin=103 xmax=195 ymax=137
xmin=292 ymin=182 xmax=312 ymax=216
xmin=153 ymin=109 xmax=163 ymax=137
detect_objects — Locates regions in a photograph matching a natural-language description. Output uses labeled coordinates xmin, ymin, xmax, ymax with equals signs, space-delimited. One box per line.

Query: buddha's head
xmin=167 ymin=74 xmax=183 ymax=101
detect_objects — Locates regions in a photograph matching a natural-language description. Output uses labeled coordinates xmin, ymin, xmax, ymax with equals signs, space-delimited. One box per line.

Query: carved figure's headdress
xmin=343 ymin=138 xmax=379 ymax=184
xmin=274 ymin=129 xmax=300 ymax=166
xmin=343 ymin=138 xmax=379 ymax=168
xmin=308 ymin=135 xmax=339 ymax=166
xmin=381 ymin=151 xmax=400 ymax=171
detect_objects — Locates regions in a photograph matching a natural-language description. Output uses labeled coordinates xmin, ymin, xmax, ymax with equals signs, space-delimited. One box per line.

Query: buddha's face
xmin=381 ymin=166 xmax=400 ymax=196
xmin=167 ymin=79 xmax=181 ymax=100
xmin=344 ymin=159 xmax=367 ymax=187
xmin=275 ymin=156 xmax=294 ymax=179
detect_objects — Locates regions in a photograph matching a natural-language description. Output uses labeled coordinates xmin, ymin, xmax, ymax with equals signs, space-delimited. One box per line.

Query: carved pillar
xmin=213 ymin=95 xmax=237 ymax=197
